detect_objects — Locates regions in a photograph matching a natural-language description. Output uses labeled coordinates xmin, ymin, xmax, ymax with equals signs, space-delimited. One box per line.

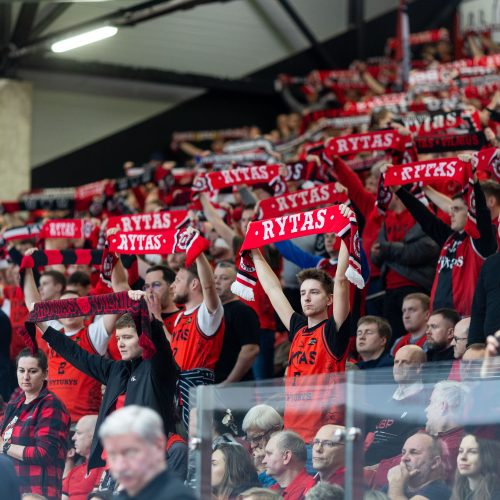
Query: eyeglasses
xmin=245 ymin=430 xmax=272 ymax=444
xmin=142 ymin=281 xmax=163 ymax=291
xmin=453 ymin=336 xmax=468 ymax=343
xmin=312 ymin=439 xmax=343 ymax=448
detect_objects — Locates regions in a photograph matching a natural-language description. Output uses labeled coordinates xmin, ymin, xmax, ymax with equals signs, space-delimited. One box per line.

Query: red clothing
xmin=44 ymin=327 xmax=103 ymax=422
xmin=391 ymin=332 xmax=426 ymax=356
xmin=270 ymin=469 xmax=315 ymax=500
xmin=4 ymin=285 xmax=29 ymax=359
xmin=171 ymin=305 xmax=224 ymax=371
xmin=62 ymin=461 xmax=105 ymax=500
xmin=0 ymin=385 xmax=70 ymax=500
xmin=315 ymin=467 xmax=345 ymax=487
xmin=241 ymin=281 xmax=276 ymax=330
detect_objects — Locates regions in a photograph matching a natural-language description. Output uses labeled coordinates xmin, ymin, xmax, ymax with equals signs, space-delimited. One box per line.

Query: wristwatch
xmin=2 ymin=441 xmax=11 ymax=455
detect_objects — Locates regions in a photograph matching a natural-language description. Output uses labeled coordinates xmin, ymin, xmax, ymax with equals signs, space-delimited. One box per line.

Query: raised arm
xmin=422 ymin=185 xmax=452 ymax=214
xmin=251 ymin=248 xmax=294 ymax=331
xmin=333 ymin=227 xmax=350 ymax=330
xmin=197 ymin=252 xmax=221 ymax=314
xmin=199 ymin=192 xmax=236 ymax=245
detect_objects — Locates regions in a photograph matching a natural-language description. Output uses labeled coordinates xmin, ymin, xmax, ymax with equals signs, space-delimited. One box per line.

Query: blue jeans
xmin=252 ymin=329 xmax=275 ymax=380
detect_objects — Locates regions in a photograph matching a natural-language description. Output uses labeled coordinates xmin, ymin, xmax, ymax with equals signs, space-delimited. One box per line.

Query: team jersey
xmin=431 ymin=233 xmax=486 ymax=316
xmin=162 ymin=309 xmax=182 ymax=334
xmin=391 ymin=332 xmax=427 ymax=356
xmin=284 ymin=313 xmax=350 ymax=442
xmin=171 ymin=303 xmax=224 ymax=371
xmin=42 ymin=321 xmax=108 ymax=422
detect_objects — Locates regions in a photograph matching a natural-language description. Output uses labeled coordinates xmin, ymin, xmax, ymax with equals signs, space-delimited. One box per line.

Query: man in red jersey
xmin=251 ymin=205 xmax=352 ymax=443
xmin=169 ymin=251 xmax=224 ymax=428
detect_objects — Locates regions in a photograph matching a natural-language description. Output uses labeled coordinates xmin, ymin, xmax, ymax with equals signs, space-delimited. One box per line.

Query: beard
xmin=173 ymin=292 xmax=188 ymax=305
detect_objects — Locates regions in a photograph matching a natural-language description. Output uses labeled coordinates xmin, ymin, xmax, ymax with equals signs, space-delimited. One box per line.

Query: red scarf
xmin=107 ymin=227 xmax=209 ymax=266
xmin=107 ymin=210 xmax=189 ymax=232
xmin=257 ymin=183 xmax=348 ymax=219
xmin=192 ymin=165 xmax=282 ymax=192
xmin=39 ymin=219 xmax=97 ymax=240
xmin=231 ymin=205 xmax=364 ymax=301
xmin=325 ymin=130 xmax=403 ymax=157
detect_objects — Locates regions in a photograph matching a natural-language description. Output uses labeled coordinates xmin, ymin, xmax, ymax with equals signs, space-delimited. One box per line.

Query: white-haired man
xmin=99 ymin=405 xmax=195 ymax=499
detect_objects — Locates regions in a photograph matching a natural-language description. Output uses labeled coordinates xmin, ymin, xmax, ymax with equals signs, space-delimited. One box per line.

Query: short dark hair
xmin=296 ymin=268 xmax=333 ymax=295
xmin=430 ymin=308 xmax=460 ymax=327
xmin=116 ymin=313 xmax=137 ymax=331
xmin=67 ymin=271 xmax=91 ymax=287
xmin=357 ymin=315 xmax=392 ymax=343
xmin=403 ymin=293 xmax=430 ymax=311
xmin=481 ymin=179 xmax=500 ymax=203
xmin=146 ymin=265 xmax=176 ymax=285
xmin=184 ymin=263 xmax=200 ymax=283
xmin=42 ymin=270 xmax=66 ymax=290
xmin=16 ymin=348 xmax=48 ymax=372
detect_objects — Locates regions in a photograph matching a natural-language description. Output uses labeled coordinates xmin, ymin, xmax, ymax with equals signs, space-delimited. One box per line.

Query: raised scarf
xmin=231 ymin=205 xmax=364 ymax=301
xmin=325 ymin=130 xmax=403 ymax=157
xmin=257 ymin=183 xmax=348 ymax=220
xmin=107 ymin=227 xmax=209 ymax=267
xmin=414 ymin=131 xmax=486 ymax=154
xmin=107 ymin=210 xmax=189 ymax=232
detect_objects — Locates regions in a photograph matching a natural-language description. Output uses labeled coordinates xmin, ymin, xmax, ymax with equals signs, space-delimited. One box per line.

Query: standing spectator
xmin=62 ymin=415 xmax=104 ymax=500
xmin=99 ymin=405 xmax=195 ymax=500
xmin=311 ymin=425 xmax=345 ymax=486
xmin=36 ymin=292 xmax=178 ymax=472
xmin=264 ymin=431 xmax=315 ymax=499
xmin=38 ymin=270 xmax=66 ymax=302
xmin=213 ymin=261 xmax=260 ymax=384
xmin=356 ymin=316 xmax=393 ymax=370
xmin=211 ymin=442 xmax=260 ymax=499
xmin=251 ymin=214 xmax=351 ymax=442
xmin=469 ymin=247 xmax=500 ymax=344
xmin=451 ymin=434 xmax=500 ymax=500
xmin=391 ymin=293 xmax=430 ymax=356
xmin=170 ymin=252 xmax=225 ymax=428
xmin=143 ymin=265 xmax=181 ymax=333
xmin=387 ymin=432 xmax=451 ymax=500
xmin=394 ymin=169 xmax=497 ymax=316
xmin=0 ymin=349 xmax=70 ymax=499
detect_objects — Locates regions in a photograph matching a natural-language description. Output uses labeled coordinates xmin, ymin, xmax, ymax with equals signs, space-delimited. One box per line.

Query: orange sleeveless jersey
xmin=284 ymin=318 xmax=348 ymax=443
xmin=171 ymin=307 xmax=224 ymax=371
xmin=47 ymin=327 xmax=103 ymax=422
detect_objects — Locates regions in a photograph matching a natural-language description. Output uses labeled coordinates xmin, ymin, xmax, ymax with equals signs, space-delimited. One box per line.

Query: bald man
xmin=364 ymin=346 xmax=429 ymax=465
xmin=62 ymin=415 xmax=104 ymax=500
xmin=311 ymin=425 xmax=345 ymax=486
xmin=452 ymin=317 xmax=471 ymax=360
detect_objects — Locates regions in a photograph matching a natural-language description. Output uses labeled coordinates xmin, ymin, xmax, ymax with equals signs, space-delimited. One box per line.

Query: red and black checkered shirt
xmin=0 ymin=384 xmax=70 ymax=500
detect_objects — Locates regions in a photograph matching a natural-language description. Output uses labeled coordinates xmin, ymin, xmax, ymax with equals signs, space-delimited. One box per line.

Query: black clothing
xmin=0 ymin=455 xmax=20 ymax=500
xmin=357 ymin=352 xmax=394 ymax=371
xmin=214 ymin=300 xmax=259 ymax=383
xmin=42 ymin=318 xmax=178 ymax=470
xmin=115 ymin=469 xmax=196 ymax=500
xmin=0 ymin=309 xmax=12 ymax=400
xmin=469 ymin=252 xmax=500 ymax=344
xmin=424 ymin=345 xmax=455 ymax=383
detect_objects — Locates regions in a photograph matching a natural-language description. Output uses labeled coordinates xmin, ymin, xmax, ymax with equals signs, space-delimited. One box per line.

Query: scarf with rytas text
xmin=325 ymin=130 xmax=404 ymax=157
xmin=231 ymin=205 xmax=364 ymax=301
xmin=107 ymin=227 xmax=209 ymax=267
xmin=22 ymin=292 xmax=155 ymax=359
xmin=258 ymin=183 xmax=348 ymax=220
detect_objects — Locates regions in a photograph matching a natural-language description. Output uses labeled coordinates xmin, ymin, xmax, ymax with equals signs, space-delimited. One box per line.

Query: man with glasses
xmin=451 ymin=317 xmax=470 ymax=361
xmin=311 ymin=425 xmax=345 ymax=486
xmin=144 ymin=265 xmax=181 ymax=334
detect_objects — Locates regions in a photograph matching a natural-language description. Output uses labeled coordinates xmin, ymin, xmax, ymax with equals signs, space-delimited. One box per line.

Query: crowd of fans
xmin=1 ymin=23 xmax=500 ymax=500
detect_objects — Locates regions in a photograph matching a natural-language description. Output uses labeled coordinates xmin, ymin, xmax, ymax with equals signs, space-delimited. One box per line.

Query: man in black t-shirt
xmin=213 ymin=261 xmax=260 ymax=384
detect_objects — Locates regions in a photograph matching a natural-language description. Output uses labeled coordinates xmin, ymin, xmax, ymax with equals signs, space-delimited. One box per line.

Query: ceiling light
xmin=51 ymin=26 xmax=118 ymax=53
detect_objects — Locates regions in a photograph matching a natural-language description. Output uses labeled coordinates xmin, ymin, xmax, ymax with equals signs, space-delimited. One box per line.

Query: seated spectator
xmin=364 ymin=345 xmax=429 ymax=465
xmin=448 ymin=317 xmax=471 ymax=381
xmin=264 ymin=431 xmax=315 ymax=499
xmin=99 ymin=405 xmax=195 ymax=499
xmin=305 ymin=482 xmax=344 ymax=500
xmin=372 ymin=381 xmax=469 ymax=488
xmin=311 ymin=425 xmax=345 ymax=486
xmin=387 ymin=432 xmax=451 ymax=500
xmin=211 ymin=442 xmax=259 ymax=499
xmin=62 ymin=415 xmax=104 ymax=500
xmin=391 ymin=293 xmax=430 ymax=356
xmin=242 ymin=404 xmax=283 ymax=487
xmin=356 ymin=316 xmax=393 ymax=370
xmin=0 ymin=348 xmax=70 ymax=499
xmin=451 ymin=434 xmax=500 ymax=500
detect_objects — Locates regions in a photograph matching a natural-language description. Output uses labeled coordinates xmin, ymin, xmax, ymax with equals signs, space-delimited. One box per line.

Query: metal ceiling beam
xmin=8 ymin=0 xmax=233 ymax=59
xmin=275 ymin=0 xmax=335 ymax=68
xmin=20 ymin=56 xmax=275 ymax=96
xmin=11 ymin=2 xmax=39 ymax=47
xmin=30 ymin=4 xmax=72 ymax=40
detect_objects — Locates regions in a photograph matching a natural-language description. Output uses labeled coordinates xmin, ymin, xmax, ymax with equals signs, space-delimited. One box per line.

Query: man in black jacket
xmin=36 ymin=291 xmax=178 ymax=471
